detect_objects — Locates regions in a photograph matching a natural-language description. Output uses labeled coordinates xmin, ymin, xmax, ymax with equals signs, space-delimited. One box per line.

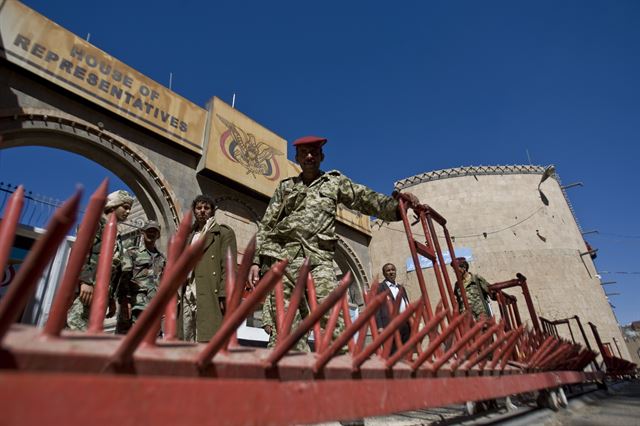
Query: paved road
xmin=310 ymin=381 xmax=640 ymax=426
xmin=543 ymin=380 xmax=640 ymax=426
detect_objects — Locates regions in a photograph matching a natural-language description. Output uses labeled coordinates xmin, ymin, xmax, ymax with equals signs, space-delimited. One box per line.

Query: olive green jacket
xmin=177 ymin=222 xmax=237 ymax=342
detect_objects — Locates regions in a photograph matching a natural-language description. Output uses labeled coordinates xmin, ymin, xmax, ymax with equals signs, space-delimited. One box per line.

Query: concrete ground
xmin=310 ymin=380 xmax=640 ymax=426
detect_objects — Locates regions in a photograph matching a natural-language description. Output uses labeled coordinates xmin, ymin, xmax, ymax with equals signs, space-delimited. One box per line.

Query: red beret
xmin=292 ymin=136 xmax=327 ymax=147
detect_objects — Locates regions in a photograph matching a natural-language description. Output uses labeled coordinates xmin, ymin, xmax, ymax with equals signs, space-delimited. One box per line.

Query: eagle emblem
xmin=217 ymin=115 xmax=282 ymax=180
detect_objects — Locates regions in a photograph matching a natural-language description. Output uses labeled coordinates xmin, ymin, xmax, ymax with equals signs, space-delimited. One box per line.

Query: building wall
xmin=369 ymin=166 xmax=630 ymax=361
xmin=0 ymin=62 xmax=375 ymax=303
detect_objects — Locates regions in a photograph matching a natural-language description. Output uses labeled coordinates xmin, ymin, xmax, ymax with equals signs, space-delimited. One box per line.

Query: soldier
xmin=117 ymin=220 xmax=166 ymax=332
xmin=452 ymin=257 xmax=493 ymax=320
xmin=248 ymin=135 xmax=419 ymax=351
xmin=66 ymin=190 xmax=134 ymax=331
xmin=177 ymin=195 xmax=237 ymax=343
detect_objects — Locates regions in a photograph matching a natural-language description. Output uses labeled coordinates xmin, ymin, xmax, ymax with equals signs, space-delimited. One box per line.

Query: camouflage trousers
xmin=261 ymin=257 xmax=343 ymax=352
xmin=66 ymin=296 xmax=90 ymax=331
xmin=115 ymin=284 xmax=159 ymax=334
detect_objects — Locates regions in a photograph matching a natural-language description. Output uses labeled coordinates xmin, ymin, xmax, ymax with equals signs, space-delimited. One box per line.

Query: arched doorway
xmin=0 ymin=109 xmax=181 ymax=236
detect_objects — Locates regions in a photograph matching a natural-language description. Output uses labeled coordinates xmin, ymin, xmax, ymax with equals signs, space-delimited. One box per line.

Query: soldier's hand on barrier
xmin=79 ymin=283 xmax=94 ymax=306
xmin=264 ymin=325 xmax=272 ymax=335
xmin=106 ymin=298 xmax=117 ymax=318
xmin=248 ymin=264 xmax=260 ymax=288
xmin=402 ymin=192 xmax=420 ymax=209
xmin=393 ymin=191 xmax=420 ymax=210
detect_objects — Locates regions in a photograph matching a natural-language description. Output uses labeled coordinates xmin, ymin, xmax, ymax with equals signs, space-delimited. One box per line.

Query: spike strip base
xmin=0 ymin=369 xmax=601 ymax=426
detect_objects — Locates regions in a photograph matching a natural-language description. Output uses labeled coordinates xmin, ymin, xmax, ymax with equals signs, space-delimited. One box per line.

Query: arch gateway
xmin=0 ymin=1 xmax=374 ymax=325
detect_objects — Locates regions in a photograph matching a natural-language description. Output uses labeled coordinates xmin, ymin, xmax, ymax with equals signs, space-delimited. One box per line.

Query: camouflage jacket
xmin=254 ymin=170 xmax=400 ymax=265
xmin=77 ymin=216 xmax=125 ymax=298
xmin=454 ymin=272 xmax=491 ymax=319
xmin=120 ymin=244 xmax=166 ymax=298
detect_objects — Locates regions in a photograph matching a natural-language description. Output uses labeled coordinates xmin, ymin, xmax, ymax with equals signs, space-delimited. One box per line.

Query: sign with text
xmin=0 ymin=0 xmax=206 ymax=152
xmin=406 ymin=247 xmax=474 ymax=272
xmin=203 ymin=97 xmax=287 ymax=197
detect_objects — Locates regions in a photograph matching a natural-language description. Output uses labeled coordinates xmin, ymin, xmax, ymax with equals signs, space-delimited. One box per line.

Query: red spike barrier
xmin=429 ymin=318 xmax=487 ymax=373
xmin=43 ymin=180 xmax=108 ymax=338
xmin=411 ymin=311 xmax=469 ymax=372
xmin=314 ymin=291 xmax=388 ymax=373
xmin=353 ymin=300 xmax=421 ymax=370
xmin=161 ymin=211 xmax=192 ymax=341
xmin=381 ymin=294 xmax=401 ymax=359
xmin=320 ymin=297 xmax=342 ymax=353
xmin=386 ymin=307 xmax=448 ymax=369
xmin=265 ymin=272 xmax=352 ymax=367
xmin=222 ymin=246 xmax=238 ymax=349
xmin=0 ymin=370 xmax=603 ymax=426
xmin=274 ymin=278 xmax=286 ymax=334
xmin=0 ymin=190 xmax=607 ymax=425
xmin=340 ymin=294 xmax=355 ymax=353
xmin=0 ymin=190 xmax=80 ymax=342
xmin=88 ymin=213 xmax=118 ymax=333
xmin=305 ymin=274 xmax=324 ymax=351
xmin=353 ymin=283 xmax=380 ymax=355
xmin=108 ymin=225 xmax=206 ymax=368
xmin=278 ymin=258 xmax=309 ymax=341
xmin=0 ymin=185 xmax=25 ymax=274
xmin=197 ymin=259 xmax=288 ymax=368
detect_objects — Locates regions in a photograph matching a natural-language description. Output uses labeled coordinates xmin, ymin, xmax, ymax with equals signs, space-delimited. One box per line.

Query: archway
xmin=0 ymin=109 xmax=181 ymax=236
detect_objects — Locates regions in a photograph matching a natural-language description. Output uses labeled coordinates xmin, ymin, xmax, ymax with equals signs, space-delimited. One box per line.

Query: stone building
xmin=369 ymin=165 xmax=630 ymax=361
xmin=0 ymin=1 xmax=372 ymax=333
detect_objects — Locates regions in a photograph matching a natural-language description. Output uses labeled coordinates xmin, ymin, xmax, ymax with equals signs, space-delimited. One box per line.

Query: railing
xmin=0 ymin=184 xmax=608 ymax=425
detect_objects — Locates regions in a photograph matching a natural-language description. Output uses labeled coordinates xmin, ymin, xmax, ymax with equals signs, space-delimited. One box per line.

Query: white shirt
xmin=385 ymin=280 xmax=407 ymax=313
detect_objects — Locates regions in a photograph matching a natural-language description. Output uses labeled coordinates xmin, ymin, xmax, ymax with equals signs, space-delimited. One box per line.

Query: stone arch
xmin=0 ymin=108 xmax=181 ymax=236
xmin=335 ymin=236 xmax=369 ymax=308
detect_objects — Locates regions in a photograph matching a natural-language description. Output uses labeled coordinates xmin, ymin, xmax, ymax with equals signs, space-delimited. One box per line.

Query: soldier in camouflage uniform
xmin=117 ymin=221 xmax=166 ymax=333
xmin=452 ymin=257 xmax=494 ymax=320
xmin=248 ymin=136 xmax=419 ymax=351
xmin=66 ymin=190 xmax=134 ymax=331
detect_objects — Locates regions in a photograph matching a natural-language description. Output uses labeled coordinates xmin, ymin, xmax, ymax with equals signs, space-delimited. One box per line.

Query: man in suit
xmin=375 ymin=262 xmax=411 ymax=353
xmin=178 ymin=195 xmax=237 ymax=343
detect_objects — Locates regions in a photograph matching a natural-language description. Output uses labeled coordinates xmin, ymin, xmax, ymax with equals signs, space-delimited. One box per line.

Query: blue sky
xmin=1 ymin=0 xmax=638 ymax=325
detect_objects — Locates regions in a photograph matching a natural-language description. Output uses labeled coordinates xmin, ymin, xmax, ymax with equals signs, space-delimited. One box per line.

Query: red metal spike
xmin=227 ymin=237 xmax=256 ymax=323
xmin=0 ymin=185 xmax=24 ymax=275
xmin=306 ymin=273 xmax=324 ymax=351
xmin=88 ymin=213 xmax=117 ymax=333
xmin=162 ymin=211 xmax=192 ymax=341
xmin=197 ymin=259 xmax=288 ymax=368
xmin=430 ymin=318 xmax=487 ymax=373
xmin=315 ymin=291 xmax=388 ymax=373
xmin=265 ymin=272 xmax=352 ymax=367
xmin=320 ymin=300 xmax=342 ymax=352
xmin=489 ymin=325 xmax=523 ymax=370
xmin=274 ymin=278 xmax=285 ymax=333
xmin=0 ymin=189 xmax=80 ymax=342
xmin=108 ymin=220 xmax=205 ymax=367
xmin=279 ymin=258 xmax=309 ymax=341
xmin=411 ymin=311 xmax=468 ymax=372
xmin=353 ymin=299 xmax=421 ymax=370
xmin=223 ymin=245 xmax=239 ymax=349
xmin=462 ymin=329 xmax=511 ymax=372
xmin=450 ymin=321 xmax=500 ymax=372
xmin=43 ymin=180 xmax=107 ymax=338
xmin=381 ymin=293 xmax=401 ymax=359
xmin=385 ymin=307 xmax=448 ymax=369
xmin=341 ymin=293 xmax=355 ymax=353
xmin=354 ymin=283 xmax=378 ymax=355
